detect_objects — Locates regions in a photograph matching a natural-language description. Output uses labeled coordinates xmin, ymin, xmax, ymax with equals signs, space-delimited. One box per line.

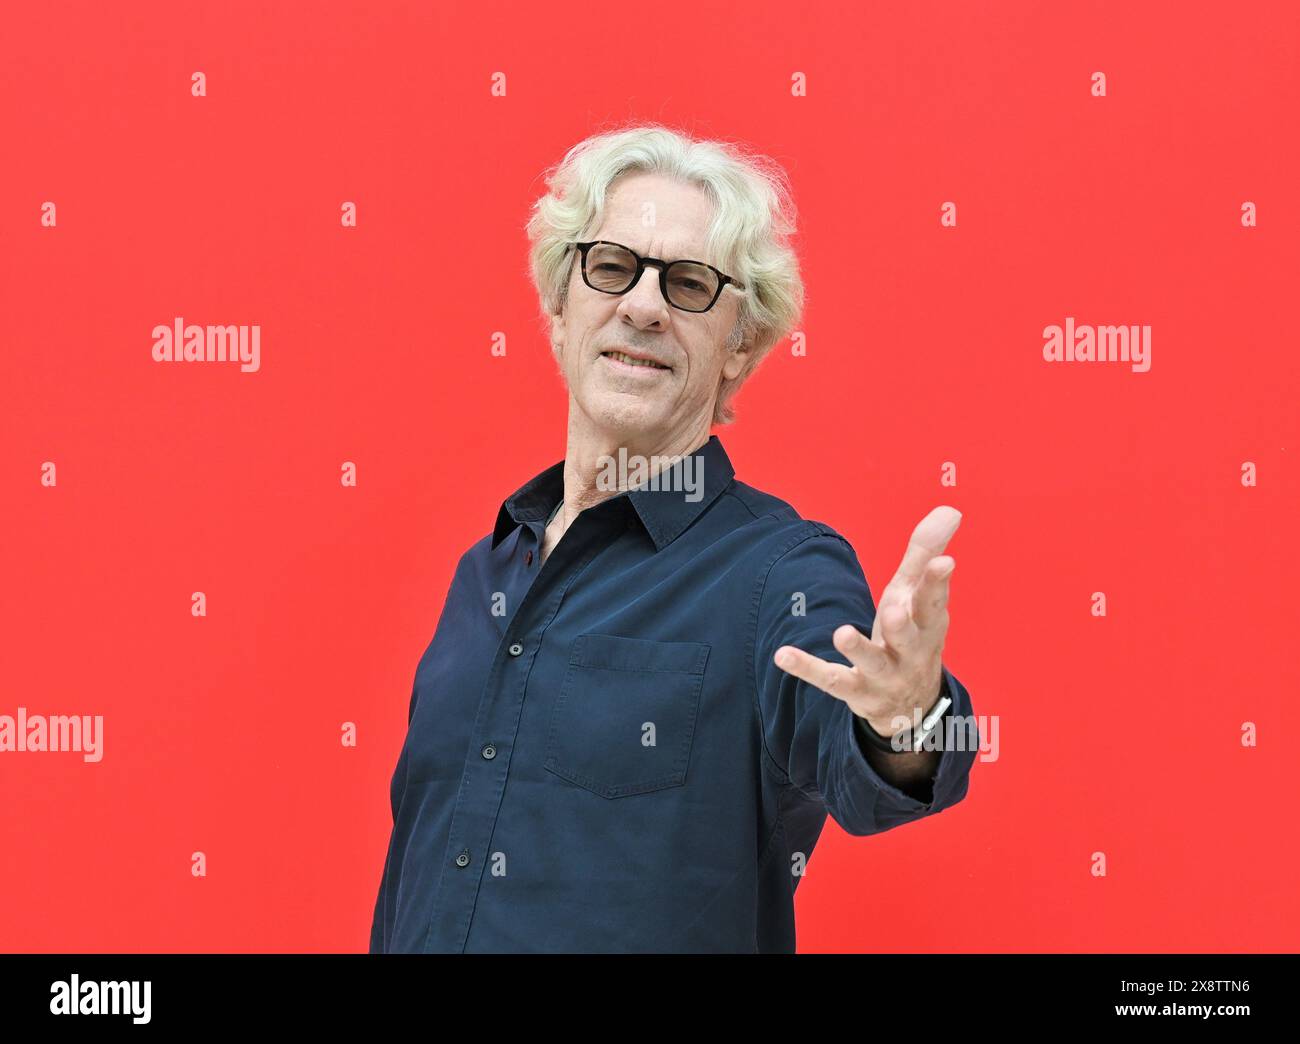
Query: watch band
xmin=854 ymin=680 xmax=953 ymax=754
xmin=854 ymin=712 xmax=905 ymax=753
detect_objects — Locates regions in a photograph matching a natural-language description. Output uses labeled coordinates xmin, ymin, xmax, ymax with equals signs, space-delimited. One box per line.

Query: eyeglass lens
xmin=585 ymin=242 xmax=719 ymax=311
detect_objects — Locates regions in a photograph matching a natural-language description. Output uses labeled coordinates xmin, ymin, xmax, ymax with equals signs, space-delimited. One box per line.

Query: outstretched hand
xmin=773 ymin=506 xmax=961 ymax=739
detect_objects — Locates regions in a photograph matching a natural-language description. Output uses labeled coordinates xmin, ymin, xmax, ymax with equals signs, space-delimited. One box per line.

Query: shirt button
xmin=525 ymin=549 xmax=534 ymax=565
xmin=508 ymin=642 xmax=523 ymax=656
xmin=455 ymin=850 xmax=471 ymax=868
xmin=481 ymin=743 xmax=496 ymax=759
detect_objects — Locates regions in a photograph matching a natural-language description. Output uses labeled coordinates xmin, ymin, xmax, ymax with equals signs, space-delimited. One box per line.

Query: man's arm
xmin=368 ymin=678 xmax=421 ymax=953
xmin=752 ymin=527 xmax=977 ymax=834
xmin=856 ymin=719 xmax=941 ymax=799
xmin=851 ymin=664 xmax=961 ymax=804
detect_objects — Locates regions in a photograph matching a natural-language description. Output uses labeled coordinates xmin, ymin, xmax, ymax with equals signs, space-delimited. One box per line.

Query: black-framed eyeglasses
xmin=568 ymin=240 xmax=746 ymax=313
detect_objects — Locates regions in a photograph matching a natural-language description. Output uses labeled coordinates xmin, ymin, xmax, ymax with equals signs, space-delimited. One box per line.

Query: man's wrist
xmin=854 ymin=673 xmax=950 ymax=754
xmin=853 ymin=710 xmax=911 ymax=753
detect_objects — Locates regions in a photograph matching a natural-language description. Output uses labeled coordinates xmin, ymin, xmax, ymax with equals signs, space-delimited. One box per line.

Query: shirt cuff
xmin=844 ymin=663 xmax=969 ymax=816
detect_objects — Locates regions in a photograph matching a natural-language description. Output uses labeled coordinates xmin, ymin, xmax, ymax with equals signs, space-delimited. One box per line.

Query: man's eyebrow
xmin=600 ymin=236 xmax=703 ymax=260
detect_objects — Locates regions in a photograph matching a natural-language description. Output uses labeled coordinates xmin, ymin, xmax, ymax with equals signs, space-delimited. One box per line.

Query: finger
xmin=831 ymin=623 xmax=891 ymax=678
xmin=912 ymin=556 xmax=954 ymax=632
xmin=880 ymin=506 xmax=962 ymax=602
xmin=773 ymin=644 xmax=862 ymax=703
xmin=876 ymin=598 xmax=921 ymax=659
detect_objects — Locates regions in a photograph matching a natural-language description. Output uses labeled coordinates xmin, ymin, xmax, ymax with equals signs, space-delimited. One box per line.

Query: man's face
xmin=549 ymin=171 xmax=749 ymax=445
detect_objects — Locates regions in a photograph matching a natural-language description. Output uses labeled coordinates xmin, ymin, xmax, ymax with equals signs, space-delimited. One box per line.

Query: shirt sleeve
xmin=368 ymin=678 xmax=420 ymax=954
xmin=751 ymin=526 xmax=978 ymax=837
xmin=368 ymin=850 xmax=391 ymax=954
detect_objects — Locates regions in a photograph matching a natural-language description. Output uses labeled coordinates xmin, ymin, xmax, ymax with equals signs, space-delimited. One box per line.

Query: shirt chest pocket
xmin=543 ymin=633 xmax=711 ymax=799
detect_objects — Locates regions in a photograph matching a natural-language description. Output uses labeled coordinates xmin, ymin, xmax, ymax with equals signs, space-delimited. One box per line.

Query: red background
xmin=2 ymin=0 xmax=1296 ymax=952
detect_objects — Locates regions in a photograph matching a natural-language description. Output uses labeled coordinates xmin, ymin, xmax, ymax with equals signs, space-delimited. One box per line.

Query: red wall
xmin=1 ymin=0 xmax=1296 ymax=952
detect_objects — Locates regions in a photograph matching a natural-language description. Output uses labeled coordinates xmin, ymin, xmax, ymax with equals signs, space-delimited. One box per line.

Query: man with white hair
xmin=369 ymin=124 xmax=978 ymax=953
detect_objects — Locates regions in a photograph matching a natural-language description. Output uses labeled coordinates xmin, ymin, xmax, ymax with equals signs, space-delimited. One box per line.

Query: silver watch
xmin=905 ymin=689 xmax=953 ymax=752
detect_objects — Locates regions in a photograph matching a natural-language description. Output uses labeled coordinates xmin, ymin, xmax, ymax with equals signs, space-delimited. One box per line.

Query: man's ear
xmin=548 ymin=306 xmax=565 ymax=359
xmin=721 ymin=340 xmax=751 ymax=380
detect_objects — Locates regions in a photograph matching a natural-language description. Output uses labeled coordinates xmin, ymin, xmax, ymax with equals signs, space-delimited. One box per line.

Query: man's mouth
xmin=601 ymin=350 xmax=671 ymax=371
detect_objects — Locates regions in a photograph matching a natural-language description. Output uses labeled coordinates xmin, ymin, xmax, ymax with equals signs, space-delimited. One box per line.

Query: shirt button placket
xmin=447 ymin=638 xmax=520 ymax=944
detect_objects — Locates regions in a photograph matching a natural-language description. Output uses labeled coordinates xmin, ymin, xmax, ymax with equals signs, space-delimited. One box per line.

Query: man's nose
xmin=621 ymin=264 xmax=669 ymax=317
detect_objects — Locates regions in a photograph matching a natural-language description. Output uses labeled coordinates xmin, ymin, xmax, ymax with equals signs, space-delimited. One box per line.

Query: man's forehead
xmin=592 ymin=220 xmax=709 ymax=262
xmin=598 ymin=180 xmax=713 ymax=260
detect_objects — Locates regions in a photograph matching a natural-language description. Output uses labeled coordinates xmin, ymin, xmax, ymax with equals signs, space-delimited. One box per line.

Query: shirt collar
xmin=491 ymin=434 xmax=737 ymax=552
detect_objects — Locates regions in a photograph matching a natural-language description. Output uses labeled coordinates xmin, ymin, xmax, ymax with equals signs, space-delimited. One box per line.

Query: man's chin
xmin=583 ymin=394 xmax=666 ymax=437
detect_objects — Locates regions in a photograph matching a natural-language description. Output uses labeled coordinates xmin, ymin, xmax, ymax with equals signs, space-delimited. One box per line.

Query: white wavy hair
xmin=524 ymin=122 xmax=805 ymax=425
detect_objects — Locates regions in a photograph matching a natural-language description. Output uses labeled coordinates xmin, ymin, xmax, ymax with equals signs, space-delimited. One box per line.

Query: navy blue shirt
xmin=369 ymin=434 xmax=977 ymax=953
